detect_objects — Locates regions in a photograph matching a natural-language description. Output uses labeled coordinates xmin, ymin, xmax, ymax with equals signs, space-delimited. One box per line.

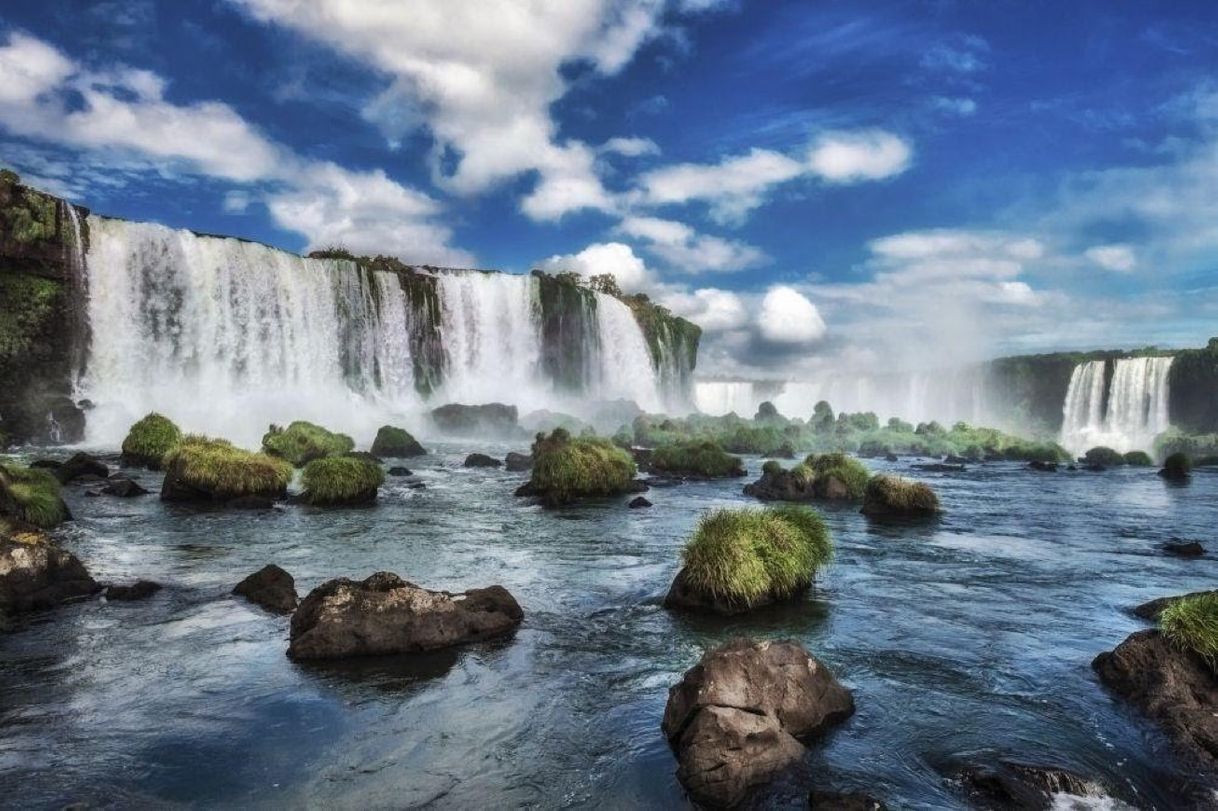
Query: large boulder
xmin=661 ymin=638 xmax=854 ymax=808
xmin=369 ymin=425 xmax=426 ymax=458
xmin=161 ymin=436 xmax=292 ymax=506
xmin=504 ymin=451 xmax=533 ymax=472
xmin=860 ymin=474 xmax=940 ymax=518
xmin=0 ymin=525 xmax=98 ymax=614
xmin=953 ymin=761 xmax=1106 ymax=809
xmin=53 ymin=452 xmax=109 ymax=484
xmin=430 ymin=402 xmax=521 ymax=438
xmin=233 ymin=564 xmax=298 ymax=614
xmin=1133 ymin=590 xmax=1218 ymax=620
xmin=299 ymin=456 xmax=384 ymax=506
xmin=1092 ymin=629 xmax=1218 ymax=770
xmin=288 ymin=572 xmax=523 ymax=660
xmin=120 ymin=412 xmax=181 ymax=469
xmin=463 ymin=453 xmax=502 ymax=468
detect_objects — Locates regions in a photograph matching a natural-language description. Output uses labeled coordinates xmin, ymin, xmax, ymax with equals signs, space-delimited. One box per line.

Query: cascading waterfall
xmin=590 ymin=292 xmax=663 ymax=413
xmin=1059 ymin=356 xmax=1174 ymax=453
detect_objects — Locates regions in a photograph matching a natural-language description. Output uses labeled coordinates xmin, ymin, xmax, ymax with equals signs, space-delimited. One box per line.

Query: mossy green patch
xmin=805 ymin=452 xmax=871 ymax=499
xmin=165 ymin=435 xmax=293 ymax=499
xmin=1161 ymin=451 xmax=1192 ymax=479
xmin=121 ymin=412 xmax=182 ymax=469
xmin=862 ymin=474 xmax=940 ymax=517
xmin=0 ymin=463 xmax=70 ymax=528
xmin=1122 ymin=450 xmax=1153 ymax=467
xmin=369 ymin=425 xmax=426 ymax=457
xmin=262 ymin=421 xmax=355 ymax=467
xmin=0 ymin=274 xmax=62 ymax=367
xmin=1160 ymin=592 xmax=1218 ymax=670
xmin=1084 ymin=446 xmax=1125 ymax=467
xmin=301 ymin=455 xmax=385 ymax=505
xmin=526 ymin=428 xmax=637 ymax=505
xmin=650 ymin=440 xmax=744 ymax=478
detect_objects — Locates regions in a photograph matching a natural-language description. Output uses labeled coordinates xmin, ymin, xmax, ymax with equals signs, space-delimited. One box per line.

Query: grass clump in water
xmin=650 ymin=440 xmax=744 ymax=478
xmin=861 ymin=474 xmax=940 ymax=517
xmin=369 ymin=425 xmax=425 ymax=457
xmin=525 ymin=428 xmax=637 ymax=506
xmin=301 ymin=456 xmax=385 ymax=506
xmin=805 ymin=452 xmax=871 ymax=499
xmin=680 ymin=505 xmax=832 ymax=607
xmin=0 ymin=463 xmax=70 ymax=528
xmin=120 ymin=412 xmax=182 ymax=469
xmin=1160 ymin=592 xmax=1218 ymax=670
xmin=164 ymin=436 xmax=293 ymax=500
xmin=1122 ymin=450 xmax=1153 ymax=467
xmin=1084 ymin=446 xmax=1125 ymax=467
xmin=262 ymin=421 xmax=354 ymax=467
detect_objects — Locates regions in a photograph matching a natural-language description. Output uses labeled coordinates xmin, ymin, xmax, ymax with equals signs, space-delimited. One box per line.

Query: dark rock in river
xmin=661 ymin=638 xmax=854 ymax=808
xmin=369 ymin=425 xmax=426 ymax=458
xmin=287 ymin=572 xmax=523 ymax=660
xmin=225 ymin=495 xmax=277 ymax=510
xmin=884 ymin=453 xmax=899 ymax=462
xmin=386 ymin=466 xmax=412 ymax=477
xmin=105 ymin=580 xmax=161 ymax=601
xmin=808 ymin=790 xmax=888 ymax=810
xmin=463 ymin=453 xmax=502 ymax=468
xmin=53 ymin=452 xmax=109 ymax=484
xmin=628 ymin=496 xmax=652 ymax=509
xmin=1092 ymin=629 xmax=1218 ymax=770
xmin=1162 ymin=539 xmax=1204 ymax=558
xmin=1134 ymin=590 xmax=1218 ymax=620
xmin=233 ymin=564 xmax=298 ymax=614
xmin=1027 ymin=460 xmax=1058 ymax=472
xmin=0 ymin=527 xmax=98 ymax=614
xmin=955 ymin=761 xmax=1102 ymax=809
xmin=100 ymin=478 xmax=149 ymax=498
xmin=664 ymin=567 xmax=809 ymax=617
xmin=504 ymin=451 xmax=533 ymax=472
xmin=430 ymin=402 xmax=521 ymax=438
xmin=911 ymin=463 xmax=966 ymax=473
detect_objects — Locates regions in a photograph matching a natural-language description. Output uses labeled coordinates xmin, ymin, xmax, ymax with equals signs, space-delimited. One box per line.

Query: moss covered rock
xmin=162 ymin=435 xmax=292 ymax=505
xmin=650 ymin=440 xmax=745 ymax=479
xmin=262 ymin=421 xmax=355 ymax=467
xmin=517 ymin=428 xmax=637 ymax=506
xmin=121 ymin=412 xmax=182 ymax=469
xmin=369 ymin=425 xmax=426 ymax=458
xmin=665 ymin=505 xmax=832 ymax=615
xmin=0 ymin=463 xmax=71 ymax=528
xmin=1123 ymin=450 xmax=1154 ymax=467
xmin=300 ymin=455 xmax=384 ymax=506
xmin=1083 ymin=446 xmax=1125 ymax=468
xmin=744 ymin=452 xmax=869 ymax=502
xmin=861 ymin=474 xmax=940 ymax=518
xmin=1160 ymin=451 xmax=1192 ymax=481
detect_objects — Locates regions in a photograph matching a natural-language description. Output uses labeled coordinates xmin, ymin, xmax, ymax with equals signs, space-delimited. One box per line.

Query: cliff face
xmin=1168 ymin=338 xmax=1218 ymax=433
xmin=0 ymin=171 xmax=89 ymax=446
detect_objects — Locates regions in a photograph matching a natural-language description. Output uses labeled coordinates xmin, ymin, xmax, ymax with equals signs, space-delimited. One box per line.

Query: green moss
xmin=1160 ymin=592 xmax=1218 ymax=670
xmin=301 ymin=455 xmax=385 ymax=505
xmin=526 ymin=428 xmax=637 ymax=505
xmin=121 ymin=413 xmax=182 ymax=469
xmin=805 ymin=452 xmax=871 ymax=499
xmin=261 ymin=421 xmax=354 ymax=467
xmin=862 ymin=474 xmax=940 ymax=517
xmin=369 ymin=425 xmax=426 ymax=457
xmin=0 ymin=463 xmax=69 ymax=528
xmin=0 ymin=274 xmax=63 ymax=366
xmin=1122 ymin=450 xmax=1154 ymax=467
xmin=650 ymin=440 xmax=744 ymax=478
xmin=165 ymin=435 xmax=293 ymax=499
xmin=680 ymin=505 xmax=832 ymax=607
xmin=1084 ymin=446 xmax=1125 ymax=467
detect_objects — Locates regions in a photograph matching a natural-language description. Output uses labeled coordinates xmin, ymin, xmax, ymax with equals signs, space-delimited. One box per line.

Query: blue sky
xmin=2 ymin=0 xmax=1217 ymax=377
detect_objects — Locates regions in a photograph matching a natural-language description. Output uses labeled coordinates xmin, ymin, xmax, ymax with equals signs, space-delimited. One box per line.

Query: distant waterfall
xmin=1059 ymin=356 xmax=1174 ymax=453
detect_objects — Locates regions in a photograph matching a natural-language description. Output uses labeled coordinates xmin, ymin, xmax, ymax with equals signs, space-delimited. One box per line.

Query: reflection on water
xmin=1 ymin=446 xmax=1215 ymax=808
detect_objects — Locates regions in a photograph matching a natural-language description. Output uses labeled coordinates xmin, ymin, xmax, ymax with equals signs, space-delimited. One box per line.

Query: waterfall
xmin=1059 ymin=357 xmax=1174 ymax=453
xmin=591 ymin=292 xmax=662 ymax=412
xmin=62 ymin=202 xmax=90 ymax=384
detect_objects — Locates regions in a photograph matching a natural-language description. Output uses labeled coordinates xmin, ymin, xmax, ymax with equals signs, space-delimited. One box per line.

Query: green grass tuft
xmin=1084 ymin=446 xmax=1125 ymax=467
xmin=805 ymin=452 xmax=871 ymax=499
xmin=262 ymin=421 xmax=355 ymax=467
xmin=121 ymin=412 xmax=182 ymax=468
xmin=0 ymin=463 xmax=69 ymax=528
xmin=861 ymin=474 xmax=940 ymax=517
xmin=680 ymin=505 xmax=832 ymax=606
xmin=301 ymin=455 xmax=385 ymax=505
xmin=1160 ymin=592 xmax=1218 ymax=670
xmin=527 ymin=428 xmax=637 ymax=505
xmin=1122 ymin=450 xmax=1154 ymax=467
xmin=165 ymin=435 xmax=293 ymax=499
xmin=650 ymin=440 xmax=744 ymax=478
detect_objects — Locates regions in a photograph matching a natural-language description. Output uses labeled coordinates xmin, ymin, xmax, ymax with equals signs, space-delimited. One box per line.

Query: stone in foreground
xmin=954 ymin=761 xmax=1104 ymax=809
xmin=0 ymin=526 xmax=98 ymax=614
xmin=234 ymin=564 xmax=298 ymax=614
xmin=661 ymin=638 xmax=853 ymax=808
xmin=288 ymin=572 xmax=523 ymax=660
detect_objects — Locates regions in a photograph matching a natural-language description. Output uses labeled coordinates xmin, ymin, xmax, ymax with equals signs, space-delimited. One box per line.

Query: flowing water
xmin=1060 ymin=358 xmax=1174 ymax=454
xmin=1 ymin=447 xmax=1214 ymax=809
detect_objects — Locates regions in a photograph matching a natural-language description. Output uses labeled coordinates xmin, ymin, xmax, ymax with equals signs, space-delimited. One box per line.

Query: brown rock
xmin=1133 ymin=590 xmax=1218 ymax=621
xmin=233 ymin=564 xmax=298 ymax=614
xmin=0 ymin=528 xmax=98 ymax=613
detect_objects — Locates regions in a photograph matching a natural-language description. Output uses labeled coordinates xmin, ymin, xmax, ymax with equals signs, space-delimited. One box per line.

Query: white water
xmin=591 ymin=293 xmax=663 ymax=412
xmin=1059 ymin=356 xmax=1174 ymax=453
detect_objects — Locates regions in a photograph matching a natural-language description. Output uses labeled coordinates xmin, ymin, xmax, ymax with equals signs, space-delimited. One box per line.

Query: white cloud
xmin=601 ymin=136 xmax=660 ymax=157
xmin=806 ymin=130 xmax=913 ymax=184
xmin=664 ymin=287 xmax=749 ymax=333
xmin=0 ymin=32 xmax=74 ymax=104
xmin=921 ymin=35 xmax=989 ymax=73
xmin=1084 ymin=243 xmax=1136 ymax=273
xmin=932 ymin=96 xmax=978 ymax=117
xmin=618 ymin=215 xmax=768 ymax=272
xmin=756 ymin=285 xmax=827 ymax=344
xmin=537 ymin=241 xmax=653 ymax=292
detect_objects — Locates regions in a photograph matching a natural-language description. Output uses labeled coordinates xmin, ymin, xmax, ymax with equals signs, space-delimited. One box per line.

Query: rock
xmin=100 ymin=478 xmax=149 ymax=498
xmin=0 ymin=527 xmax=98 ymax=614
xmin=287 ymin=572 xmax=523 ymax=660
xmin=387 ymin=466 xmax=412 ymax=476
xmin=29 ymin=459 xmax=62 ymax=470
xmin=54 ymin=452 xmax=109 ymax=484
xmin=1163 ymin=539 xmax=1204 ymax=558
xmin=105 ymin=580 xmax=161 ymax=601
xmin=955 ymin=761 xmax=1102 ymax=810
xmin=743 ymin=468 xmax=817 ymax=502
xmin=369 ymin=425 xmax=426 ymax=458
xmin=408 ymin=482 xmax=426 ymax=490
xmin=1092 ymin=629 xmax=1218 ymax=770
xmin=504 ymin=451 xmax=533 ymax=472
xmin=1134 ymin=590 xmax=1218 ymax=620
xmin=944 ymin=455 xmax=970 ymax=465
xmin=342 ymin=451 xmax=382 ymax=465
xmin=884 ymin=453 xmax=898 ymax=463
xmin=911 ymin=463 xmax=965 ymax=473
xmin=662 ymin=638 xmax=854 ymax=808
xmin=808 ymin=790 xmax=888 ymax=810
xmin=233 ymin=564 xmax=298 ymax=614
xmin=1027 ymin=460 xmax=1058 ymax=472
xmin=463 ymin=453 xmax=502 ymax=468
xmin=225 ymin=495 xmax=276 ymax=510
xmin=430 ymin=402 xmax=520 ymax=438
xmin=628 ymin=496 xmax=652 ymax=509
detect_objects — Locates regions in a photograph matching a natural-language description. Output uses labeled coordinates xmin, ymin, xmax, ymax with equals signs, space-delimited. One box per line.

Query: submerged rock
xmin=1163 ymin=539 xmax=1204 ymax=558
xmin=662 ymin=638 xmax=854 ymax=809
xmin=1133 ymin=590 xmax=1218 ymax=621
xmin=504 ymin=451 xmax=533 ymax=472
xmin=463 ymin=453 xmax=502 ymax=469
xmin=100 ymin=478 xmax=149 ymax=498
xmin=1092 ymin=629 xmax=1218 ymax=770
xmin=104 ymin=580 xmax=161 ymax=601
xmin=233 ymin=564 xmax=298 ymax=614
xmin=53 ymin=452 xmax=109 ymax=484
xmin=628 ymin=495 xmax=652 ymax=509
xmin=287 ymin=572 xmax=523 ymax=660
xmin=808 ymin=790 xmax=888 ymax=810
xmin=1027 ymin=460 xmax=1058 ymax=472
xmin=954 ymin=761 xmax=1104 ymax=810
xmin=386 ymin=466 xmax=413 ymax=477
xmin=0 ymin=527 xmax=98 ymax=614
xmin=431 ymin=402 xmax=520 ymax=438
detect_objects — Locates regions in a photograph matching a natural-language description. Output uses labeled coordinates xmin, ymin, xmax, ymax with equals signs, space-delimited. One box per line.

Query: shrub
xmin=806 ymin=452 xmax=871 ymax=499
xmin=1160 ymin=451 xmax=1192 ymax=480
xmin=1160 ymin=592 xmax=1218 ymax=670
xmin=526 ymin=428 xmax=637 ymax=505
xmin=121 ymin=412 xmax=182 ymax=469
xmin=650 ymin=440 xmax=744 ymax=478
xmin=262 ymin=421 xmax=354 ymax=467
xmin=679 ymin=506 xmax=832 ymax=607
xmin=1123 ymin=450 xmax=1154 ymax=467
xmin=0 ymin=463 xmax=69 ymax=528
xmin=1084 ymin=446 xmax=1125 ymax=467
xmin=164 ymin=436 xmax=293 ymax=500
xmin=369 ymin=425 xmax=426 ymax=457
xmin=301 ymin=456 xmax=385 ymax=505
xmin=861 ymin=474 xmax=940 ymax=517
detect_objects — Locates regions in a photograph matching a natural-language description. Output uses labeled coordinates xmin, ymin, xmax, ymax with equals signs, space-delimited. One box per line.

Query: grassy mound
xmin=120 ymin=412 xmax=182 ymax=469
xmin=1160 ymin=592 xmax=1218 ymax=670
xmin=164 ymin=436 xmax=293 ymax=500
xmin=861 ymin=474 xmax=940 ymax=517
xmin=1123 ymin=450 xmax=1154 ymax=467
xmin=806 ymin=452 xmax=870 ymax=499
xmin=369 ymin=425 xmax=426 ymax=457
xmin=262 ymin=421 xmax=355 ymax=467
xmin=1160 ymin=451 xmax=1192 ymax=480
xmin=0 ymin=463 xmax=70 ymax=528
xmin=525 ymin=428 xmax=637 ymax=506
xmin=1084 ymin=446 xmax=1125 ymax=467
xmin=679 ymin=505 xmax=832 ymax=607
xmin=301 ymin=456 xmax=385 ymax=505
xmin=650 ymin=440 xmax=744 ymax=478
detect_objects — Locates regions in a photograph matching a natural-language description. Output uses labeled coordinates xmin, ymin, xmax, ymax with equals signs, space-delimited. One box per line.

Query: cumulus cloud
xmin=1084 ymin=243 xmax=1136 ymax=272
xmin=537 ymin=241 xmax=653 ymax=292
xmin=756 ymin=286 xmax=827 ymax=344
xmin=932 ymin=96 xmax=978 ymax=117
xmin=806 ymin=130 xmax=913 ymax=184
xmin=617 ymin=215 xmax=768 ymax=273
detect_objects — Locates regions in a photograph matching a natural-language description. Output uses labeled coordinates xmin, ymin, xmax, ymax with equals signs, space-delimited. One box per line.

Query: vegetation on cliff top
xmin=524 ymin=428 xmax=637 ymax=505
xmin=262 ymin=421 xmax=355 ymax=467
